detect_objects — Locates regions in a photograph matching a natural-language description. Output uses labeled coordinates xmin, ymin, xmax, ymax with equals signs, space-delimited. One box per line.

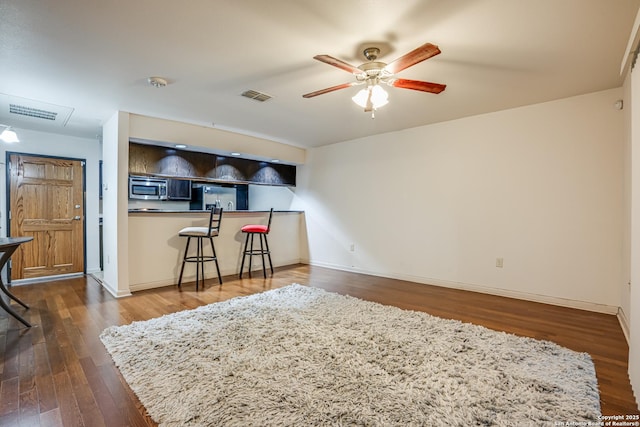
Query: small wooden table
xmin=0 ymin=237 xmax=33 ymax=327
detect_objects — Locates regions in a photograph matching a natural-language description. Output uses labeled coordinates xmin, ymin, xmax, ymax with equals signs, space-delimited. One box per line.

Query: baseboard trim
xmin=93 ymin=274 xmax=133 ymax=298
xmin=10 ymin=272 xmax=84 ymax=286
xmin=306 ymin=260 xmax=619 ymax=315
xmin=129 ymin=258 xmax=303 ymax=293
xmin=617 ymin=307 xmax=631 ymax=344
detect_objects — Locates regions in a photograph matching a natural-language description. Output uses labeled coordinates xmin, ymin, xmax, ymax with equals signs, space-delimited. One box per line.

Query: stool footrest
xmin=178 ymin=234 xmax=223 ymax=290
xmin=184 ymin=255 xmax=218 ymax=263
xmin=239 ymin=230 xmax=274 ymax=279
xmin=243 ymin=250 xmax=270 ymax=255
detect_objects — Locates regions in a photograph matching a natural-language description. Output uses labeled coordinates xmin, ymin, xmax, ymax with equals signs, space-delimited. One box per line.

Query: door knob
xmin=73 ymin=216 xmax=81 ymax=220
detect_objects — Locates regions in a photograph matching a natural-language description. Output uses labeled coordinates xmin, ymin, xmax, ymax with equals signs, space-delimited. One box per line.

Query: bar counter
xmin=128 ymin=209 xmax=304 ymax=291
xmin=129 ymin=209 xmax=303 ymax=214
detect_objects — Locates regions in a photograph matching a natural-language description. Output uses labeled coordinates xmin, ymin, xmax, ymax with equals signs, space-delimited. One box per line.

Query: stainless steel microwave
xmin=129 ymin=176 xmax=168 ymax=200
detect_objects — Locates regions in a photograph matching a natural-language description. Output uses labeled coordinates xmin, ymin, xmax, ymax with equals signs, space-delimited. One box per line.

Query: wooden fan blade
xmin=384 ymin=43 xmax=441 ymax=74
xmin=302 ymin=82 xmax=358 ymax=98
xmin=390 ymin=78 xmax=446 ymax=94
xmin=313 ymin=55 xmax=364 ymax=75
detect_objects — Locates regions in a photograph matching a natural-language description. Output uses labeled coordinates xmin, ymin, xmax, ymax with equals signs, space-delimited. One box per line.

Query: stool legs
xmin=239 ymin=233 xmax=250 ymax=279
xmin=210 ymin=237 xmax=222 ymax=284
xmin=258 ymin=234 xmax=266 ymax=278
xmin=178 ymin=237 xmax=191 ymax=288
xmin=262 ymin=234 xmax=273 ymax=275
xmin=239 ymin=232 xmax=273 ymax=279
xmin=196 ymin=237 xmax=204 ymax=289
xmin=178 ymin=236 xmax=222 ymax=290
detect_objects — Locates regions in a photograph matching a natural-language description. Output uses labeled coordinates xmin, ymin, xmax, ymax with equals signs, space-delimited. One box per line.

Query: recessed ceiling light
xmin=175 ymin=144 xmax=187 ymax=149
xmin=231 ymin=152 xmax=241 ymax=156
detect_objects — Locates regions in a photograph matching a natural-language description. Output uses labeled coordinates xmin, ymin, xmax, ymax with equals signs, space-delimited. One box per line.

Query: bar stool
xmin=239 ymin=208 xmax=273 ymax=279
xmin=178 ymin=207 xmax=223 ymax=290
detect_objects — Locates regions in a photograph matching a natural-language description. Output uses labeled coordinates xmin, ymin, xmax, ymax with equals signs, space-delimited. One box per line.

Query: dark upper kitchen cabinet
xmin=167 ymin=178 xmax=191 ymax=200
xmin=128 ymin=142 xmax=296 ymax=186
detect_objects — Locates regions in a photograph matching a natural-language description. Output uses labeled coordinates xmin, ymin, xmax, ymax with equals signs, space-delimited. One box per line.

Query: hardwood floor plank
xmin=96 ymin=363 xmax=152 ymax=426
xmin=0 ymin=264 xmax=636 ymax=426
xmin=0 ymin=376 xmax=19 ymax=417
xmin=78 ymin=357 xmax=124 ymax=426
xmin=0 ymin=412 xmax=19 ymax=426
xmin=52 ymin=371 xmax=84 ymax=427
xmin=35 ymin=375 xmax=57 ymax=417
xmin=39 ymin=407 xmax=64 ymax=427
xmin=57 ymin=319 xmax=105 ymax=427
xmin=2 ymin=329 xmax=19 ymax=381
xmin=41 ymin=309 xmax=67 ymax=378
xmin=19 ymin=386 xmax=40 ymax=426
xmin=0 ymin=329 xmax=6 ymax=378
xmin=18 ymin=328 xmax=35 ymax=396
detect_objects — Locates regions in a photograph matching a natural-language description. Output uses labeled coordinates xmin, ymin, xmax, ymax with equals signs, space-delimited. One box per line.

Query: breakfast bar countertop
xmin=128 ymin=209 xmax=303 ymax=214
xmin=127 ymin=209 xmax=304 ymax=292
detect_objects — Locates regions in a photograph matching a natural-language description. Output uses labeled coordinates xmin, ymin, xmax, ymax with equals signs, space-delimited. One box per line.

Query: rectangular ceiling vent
xmin=0 ymin=93 xmax=74 ymax=127
xmin=241 ymin=90 xmax=272 ymax=102
xmin=9 ymin=104 xmax=58 ymax=121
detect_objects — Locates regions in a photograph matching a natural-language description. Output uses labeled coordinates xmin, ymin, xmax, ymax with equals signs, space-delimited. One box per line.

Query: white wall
xmin=0 ymin=127 xmax=102 ymax=274
xmin=294 ymin=88 xmax=625 ymax=313
xmin=622 ymin=74 xmax=633 ymax=336
xmin=249 ymin=184 xmax=296 ymax=211
xmin=101 ymin=111 xmax=131 ymax=297
xmin=629 ymin=55 xmax=640 ymax=407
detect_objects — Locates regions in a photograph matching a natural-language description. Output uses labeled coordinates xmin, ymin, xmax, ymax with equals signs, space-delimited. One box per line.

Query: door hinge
xmin=8 ymin=211 xmax=11 ymax=220
xmin=81 ymin=161 xmax=86 ymax=167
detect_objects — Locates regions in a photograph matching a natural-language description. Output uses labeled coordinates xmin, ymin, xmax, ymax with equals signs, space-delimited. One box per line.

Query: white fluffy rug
xmin=100 ymin=284 xmax=601 ymax=426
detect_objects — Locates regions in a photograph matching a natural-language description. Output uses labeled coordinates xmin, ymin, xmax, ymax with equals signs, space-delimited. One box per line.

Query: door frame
xmin=5 ymin=151 xmax=87 ymax=283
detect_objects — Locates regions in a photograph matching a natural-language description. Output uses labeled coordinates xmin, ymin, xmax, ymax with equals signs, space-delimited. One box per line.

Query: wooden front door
xmin=8 ymin=153 xmax=85 ymax=280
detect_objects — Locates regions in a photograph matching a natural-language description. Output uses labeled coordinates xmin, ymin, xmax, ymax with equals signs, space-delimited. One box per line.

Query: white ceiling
xmin=1 ymin=0 xmax=639 ymax=149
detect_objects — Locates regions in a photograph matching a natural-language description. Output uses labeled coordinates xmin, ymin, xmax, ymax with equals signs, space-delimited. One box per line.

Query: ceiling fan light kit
xmin=352 ymin=84 xmax=389 ymax=116
xmin=303 ymin=42 xmax=446 ymax=117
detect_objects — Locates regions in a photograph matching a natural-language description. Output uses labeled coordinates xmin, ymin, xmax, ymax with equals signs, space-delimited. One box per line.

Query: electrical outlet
xmin=349 ymin=243 xmax=355 ymax=252
xmin=496 ymin=258 xmax=504 ymax=268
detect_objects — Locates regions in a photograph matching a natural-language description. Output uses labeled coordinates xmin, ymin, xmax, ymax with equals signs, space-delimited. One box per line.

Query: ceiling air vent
xmin=9 ymin=104 xmax=58 ymax=121
xmin=0 ymin=93 xmax=74 ymax=127
xmin=241 ymin=90 xmax=272 ymax=102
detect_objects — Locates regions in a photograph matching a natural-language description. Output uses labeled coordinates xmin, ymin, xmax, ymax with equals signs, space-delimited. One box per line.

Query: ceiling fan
xmin=302 ymin=42 xmax=446 ymax=115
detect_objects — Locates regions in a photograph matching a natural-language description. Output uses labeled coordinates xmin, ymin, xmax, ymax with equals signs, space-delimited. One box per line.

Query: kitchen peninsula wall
xmin=129 ymin=142 xmax=296 ymax=186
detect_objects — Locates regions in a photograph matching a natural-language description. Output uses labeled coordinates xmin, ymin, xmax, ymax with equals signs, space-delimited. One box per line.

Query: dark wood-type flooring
xmin=0 ymin=264 xmax=637 ymax=426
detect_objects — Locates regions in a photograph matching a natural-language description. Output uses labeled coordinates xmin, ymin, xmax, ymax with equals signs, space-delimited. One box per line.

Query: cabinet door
xmin=167 ymin=179 xmax=191 ymax=200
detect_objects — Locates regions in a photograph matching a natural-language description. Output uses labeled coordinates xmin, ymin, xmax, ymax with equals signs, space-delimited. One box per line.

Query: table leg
xmin=0 ymin=240 xmax=33 ymax=327
xmin=0 ymin=279 xmax=29 ymax=309
xmin=0 ymin=283 xmax=31 ymax=327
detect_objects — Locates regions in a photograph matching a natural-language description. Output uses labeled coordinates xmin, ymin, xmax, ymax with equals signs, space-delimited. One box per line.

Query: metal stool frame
xmin=178 ymin=207 xmax=223 ymax=290
xmin=239 ymin=208 xmax=274 ymax=279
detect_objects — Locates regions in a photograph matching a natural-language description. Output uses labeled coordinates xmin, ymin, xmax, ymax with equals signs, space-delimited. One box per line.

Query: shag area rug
xmin=100 ymin=284 xmax=601 ymax=426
